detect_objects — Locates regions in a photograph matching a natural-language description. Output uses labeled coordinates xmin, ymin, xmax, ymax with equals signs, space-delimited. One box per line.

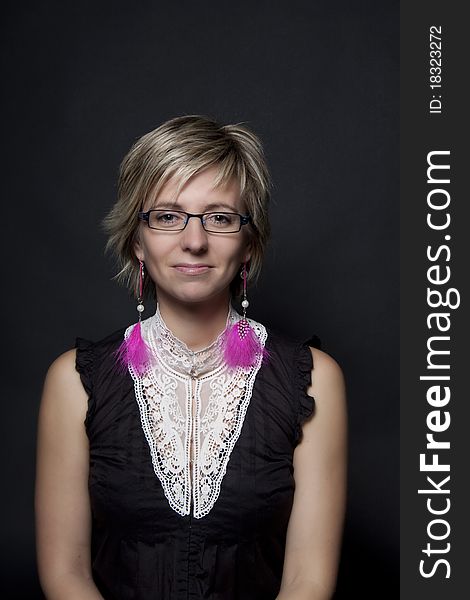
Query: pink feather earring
xmin=222 ymin=261 xmax=269 ymax=368
xmin=115 ymin=259 xmax=152 ymax=375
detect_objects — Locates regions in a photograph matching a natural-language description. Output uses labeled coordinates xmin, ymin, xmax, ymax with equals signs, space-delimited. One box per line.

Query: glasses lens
xmin=203 ymin=213 xmax=241 ymax=233
xmin=149 ymin=211 xmax=186 ymax=230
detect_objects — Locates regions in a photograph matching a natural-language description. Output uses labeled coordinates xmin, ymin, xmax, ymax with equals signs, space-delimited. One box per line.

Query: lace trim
xmin=141 ymin=303 xmax=239 ymax=376
xmin=125 ymin=312 xmax=268 ymax=519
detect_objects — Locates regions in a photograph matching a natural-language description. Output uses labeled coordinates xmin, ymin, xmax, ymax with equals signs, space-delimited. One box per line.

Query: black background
xmin=1 ymin=1 xmax=398 ymax=597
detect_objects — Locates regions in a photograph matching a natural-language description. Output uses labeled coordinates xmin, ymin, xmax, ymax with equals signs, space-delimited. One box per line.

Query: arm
xmin=35 ymin=349 xmax=104 ymax=600
xmin=277 ymin=348 xmax=347 ymax=600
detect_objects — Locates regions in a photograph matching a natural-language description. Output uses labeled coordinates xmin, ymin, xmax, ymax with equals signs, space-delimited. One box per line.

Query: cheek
xmin=222 ymin=243 xmax=247 ymax=267
xmin=228 ymin=233 xmax=250 ymax=257
xmin=140 ymin=233 xmax=169 ymax=262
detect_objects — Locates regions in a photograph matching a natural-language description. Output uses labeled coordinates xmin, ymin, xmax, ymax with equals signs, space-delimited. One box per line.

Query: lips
xmin=173 ymin=264 xmax=212 ymax=275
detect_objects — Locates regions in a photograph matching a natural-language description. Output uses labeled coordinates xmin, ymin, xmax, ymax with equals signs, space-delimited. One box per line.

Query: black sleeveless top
xmin=75 ymin=325 xmax=320 ymax=600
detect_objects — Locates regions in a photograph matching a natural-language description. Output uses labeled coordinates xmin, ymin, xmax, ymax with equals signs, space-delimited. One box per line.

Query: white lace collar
xmin=142 ymin=302 xmax=242 ymax=377
xmin=125 ymin=303 xmax=268 ymax=519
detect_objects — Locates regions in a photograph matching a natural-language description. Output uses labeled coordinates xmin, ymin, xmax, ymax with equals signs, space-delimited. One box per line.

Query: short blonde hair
xmin=103 ymin=114 xmax=272 ymax=300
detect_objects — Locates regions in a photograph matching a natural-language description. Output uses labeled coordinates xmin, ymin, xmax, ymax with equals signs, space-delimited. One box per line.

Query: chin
xmin=162 ymin=284 xmax=230 ymax=305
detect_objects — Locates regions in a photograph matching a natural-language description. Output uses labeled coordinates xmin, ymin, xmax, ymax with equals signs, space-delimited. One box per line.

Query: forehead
xmin=147 ymin=166 xmax=244 ymax=211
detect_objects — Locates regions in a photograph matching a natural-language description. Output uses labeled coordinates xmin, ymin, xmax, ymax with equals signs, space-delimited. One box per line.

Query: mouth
xmin=173 ymin=264 xmax=212 ymax=275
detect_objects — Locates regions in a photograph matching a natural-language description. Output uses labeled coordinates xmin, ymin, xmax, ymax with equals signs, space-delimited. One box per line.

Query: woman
xmin=35 ymin=115 xmax=347 ymax=600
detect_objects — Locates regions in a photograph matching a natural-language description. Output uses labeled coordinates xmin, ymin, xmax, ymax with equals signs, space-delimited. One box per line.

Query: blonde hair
xmin=102 ymin=114 xmax=272 ymax=300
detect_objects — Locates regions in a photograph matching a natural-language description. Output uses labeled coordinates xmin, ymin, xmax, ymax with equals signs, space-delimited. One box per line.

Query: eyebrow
xmin=151 ymin=201 xmax=240 ymax=212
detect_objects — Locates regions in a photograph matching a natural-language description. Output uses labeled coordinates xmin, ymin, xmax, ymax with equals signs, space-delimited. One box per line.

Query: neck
xmin=155 ymin=291 xmax=232 ymax=351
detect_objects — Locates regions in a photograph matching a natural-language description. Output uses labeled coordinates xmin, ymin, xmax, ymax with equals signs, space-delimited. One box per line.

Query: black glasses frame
xmin=138 ymin=210 xmax=251 ymax=233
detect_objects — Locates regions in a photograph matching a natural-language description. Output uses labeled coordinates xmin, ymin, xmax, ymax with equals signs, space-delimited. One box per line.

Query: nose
xmin=180 ymin=215 xmax=209 ymax=253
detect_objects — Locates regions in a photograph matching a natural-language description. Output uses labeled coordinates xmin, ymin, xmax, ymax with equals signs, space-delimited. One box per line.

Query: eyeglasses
xmin=138 ymin=210 xmax=251 ymax=233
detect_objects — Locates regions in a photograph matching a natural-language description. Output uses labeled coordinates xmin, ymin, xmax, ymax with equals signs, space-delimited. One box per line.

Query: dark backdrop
xmin=1 ymin=1 xmax=399 ymax=597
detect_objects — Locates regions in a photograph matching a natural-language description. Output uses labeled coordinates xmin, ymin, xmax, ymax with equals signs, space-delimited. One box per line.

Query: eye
xmin=206 ymin=213 xmax=234 ymax=226
xmin=152 ymin=211 xmax=184 ymax=227
xmin=158 ymin=213 xmax=177 ymax=222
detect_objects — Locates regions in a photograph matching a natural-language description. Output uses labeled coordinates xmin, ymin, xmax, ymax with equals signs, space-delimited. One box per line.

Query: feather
xmin=222 ymin=318 xmax=270 ymax=368
xmin=114 ymin=321 xmax=151 ymax=376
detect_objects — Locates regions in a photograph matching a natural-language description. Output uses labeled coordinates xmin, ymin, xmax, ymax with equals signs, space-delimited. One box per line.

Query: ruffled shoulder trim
xmin=293 ymin=335 xmax=320 ymax=445
xmin=75 ymin=337 xmax=95 ymax=397
xmin=303 ymin=333 xmax=322 ymax=350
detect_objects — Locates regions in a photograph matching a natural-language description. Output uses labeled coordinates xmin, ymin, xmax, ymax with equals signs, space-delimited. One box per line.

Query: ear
xmin=242 ymin=237 xmax=253 ymax=264
xmin=134 ymin=238 xmax=145 ymax=262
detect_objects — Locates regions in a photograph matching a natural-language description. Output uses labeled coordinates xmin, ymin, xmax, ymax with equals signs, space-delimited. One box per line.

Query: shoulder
xmin=40 ymin=349 xmax=89 ymax=428
xmin=44 ymin=324 xmax=126 ymax=399
xmin=264 ymin=325 xmax=340 ymax=375
xmin=309 ymin=347 xmax=345 ymax=387
xmin=45 ymin=348 xmax=81 ymax=389
xmin=264 ymin=325 xmax=306 ymax=356
xmin=261 ymin=327 xmax=312 ymax=391
xmin=304 ymin=347 xmax=347 ymax=431
xmin=77 ymin=326 xmax=127 ymax=356
xmin=74 ymin=326 xmax=127 ymax=374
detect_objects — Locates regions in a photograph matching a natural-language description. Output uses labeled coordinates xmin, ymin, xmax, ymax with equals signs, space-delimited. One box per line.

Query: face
xmin=134 ymin=165 xmax=252 ymax=307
